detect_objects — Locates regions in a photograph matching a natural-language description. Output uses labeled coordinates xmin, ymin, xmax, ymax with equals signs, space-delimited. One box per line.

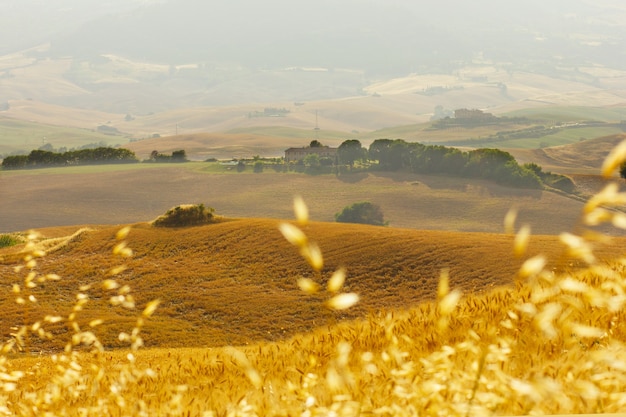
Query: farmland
xmin=2 ymin=216 xmax=626 ymax=348
xmin=3 ymin=55 xmax=626 ymax=415
xmin=0 ymin=162 xmax=614 ymax=235
xmin=3 ymin=3 xmax=626 ymax=412
xmin=2 ymin=130 xmax=626 ymax=414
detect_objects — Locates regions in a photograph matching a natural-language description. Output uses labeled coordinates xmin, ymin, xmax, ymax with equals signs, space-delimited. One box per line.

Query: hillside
xmin=508 ymin=133 xmax=626 ymax=177
xmin=2 ymin=218 xmax=625 ymax=351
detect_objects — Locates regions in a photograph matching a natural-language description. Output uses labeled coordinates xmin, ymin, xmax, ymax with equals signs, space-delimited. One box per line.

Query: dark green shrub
xmin=335 ymin=202 xmax=387 ymax=226
xmin=253 ymin=161 xmax=264 ymax=173
xmin=319 ymin=157 xmax=334 ymax=166
xmin=171 ymin=150 xmax=188 ymax=162
xmin=152 ymin=204 xmax=216 ymax=227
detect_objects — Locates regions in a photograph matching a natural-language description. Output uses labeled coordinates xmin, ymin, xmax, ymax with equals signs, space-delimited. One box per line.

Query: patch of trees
xmin=335 ymin=202 xmax=387 ymax=226
xmin=152 ymin=204 xmax=216 ymax=227
xmin=338 ymin=140 xmax=367 ymax=166
xmin=1 ymin=147 xmax=138 ymax=170
xmin=148 ymin=150 xmax=188 ymax=163
xmin=367 ymin=139 xmax=543 ymax=188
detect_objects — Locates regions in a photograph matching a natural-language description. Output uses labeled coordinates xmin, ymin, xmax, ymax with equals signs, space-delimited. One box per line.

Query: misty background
xmin=1 ymin=0 xmax=625 ymax=115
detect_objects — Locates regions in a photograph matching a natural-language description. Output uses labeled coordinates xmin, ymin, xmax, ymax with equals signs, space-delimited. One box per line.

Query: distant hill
xmin=510 ymin=133 xmax=626 ymax=174
xmin=1 ymin=0 xmax=626 ymax=135
xmin=47 ymin=0 xmax=626 ymax=76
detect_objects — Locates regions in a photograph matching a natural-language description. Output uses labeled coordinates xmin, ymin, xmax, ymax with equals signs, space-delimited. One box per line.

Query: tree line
xmin=1 ymin=148 xmax=189 ymax=170
xmin=334 ymin=139 xmax=574 ymax=190
xmin=1 ymin=147 xmax=138 ymax=169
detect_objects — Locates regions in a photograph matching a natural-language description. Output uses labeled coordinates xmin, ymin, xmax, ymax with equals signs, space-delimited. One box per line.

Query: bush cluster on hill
xmin=1 ymin=147 xmax=138 ymax=169
xmin=335 ymin=201 xmax=387 ymax=226
xmin=152 ymin=204 xmax=216 ymax=227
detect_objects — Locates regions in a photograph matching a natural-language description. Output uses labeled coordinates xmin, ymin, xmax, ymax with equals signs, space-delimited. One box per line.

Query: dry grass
xmin=1 ymin=217 xmax=626 ymax=350
xmin=511 ymin=134 xmax=626 ymax=175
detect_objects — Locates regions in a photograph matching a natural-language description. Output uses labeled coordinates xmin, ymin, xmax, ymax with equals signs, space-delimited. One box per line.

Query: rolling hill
xmin=509 ymin=133 xmax=626 ymax=174
xmin=2 ymin=217 xmax=625 ymax=351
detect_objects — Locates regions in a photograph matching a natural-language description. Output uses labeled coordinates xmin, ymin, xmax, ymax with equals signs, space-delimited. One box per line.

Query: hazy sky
xmin=2 ymin=0 xmax=625 ymax=67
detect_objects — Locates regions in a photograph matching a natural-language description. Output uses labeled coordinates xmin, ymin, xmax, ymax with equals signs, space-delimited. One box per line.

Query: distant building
xmin=284 ymin=145 xmax=337 ymax=162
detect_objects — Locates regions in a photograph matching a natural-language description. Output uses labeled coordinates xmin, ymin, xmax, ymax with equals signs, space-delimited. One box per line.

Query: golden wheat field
xmin=3 ymin=218 xmax=625 ymax=351
xmin=3 ymin=144 xmax=626 ymax=415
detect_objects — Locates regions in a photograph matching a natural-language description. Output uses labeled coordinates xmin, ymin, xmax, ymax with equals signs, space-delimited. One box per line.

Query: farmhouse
xmin=284 ymin=144 xmax=337 ymax=162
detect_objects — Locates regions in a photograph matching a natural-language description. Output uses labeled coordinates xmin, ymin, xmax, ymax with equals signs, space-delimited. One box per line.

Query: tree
xmin=172 ymin=149 xmax=188 ymax=162
xmin=303 ymin=153 xmax=320 ymax=168
xmin=309 ymin=140 xmax=323 ymax=148
xmin=335 ymin=202 xmax=386 ymax=226
xmin=1 ymin=155 xmax=28 ymax=169
xmin=319 ymin=157 xmax=334 ymax=166
xmin=337 ymin=139 xmax=366 ymax=166
xmin=368 ymin=139 xmax=394 ymax=168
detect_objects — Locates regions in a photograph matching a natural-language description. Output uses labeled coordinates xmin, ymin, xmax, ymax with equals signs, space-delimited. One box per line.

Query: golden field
xmin=3 ymin=218 xmax=626 ymax=350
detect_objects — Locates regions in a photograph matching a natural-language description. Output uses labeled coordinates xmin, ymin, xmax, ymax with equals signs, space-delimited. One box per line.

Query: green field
xmin=0 ymin=118 xmax=127 ymax=156
xmin=3 ymin=105 xmax=626 ymax=162
xmin=503 ymin=105 xmax=626 ymax=122
xmin=464 ymin=126 xmax=625 ymax=149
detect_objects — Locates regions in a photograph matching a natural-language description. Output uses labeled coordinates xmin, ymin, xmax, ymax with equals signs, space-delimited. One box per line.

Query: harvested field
xmin=0 ymin=164 xmax=605 ymax=235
